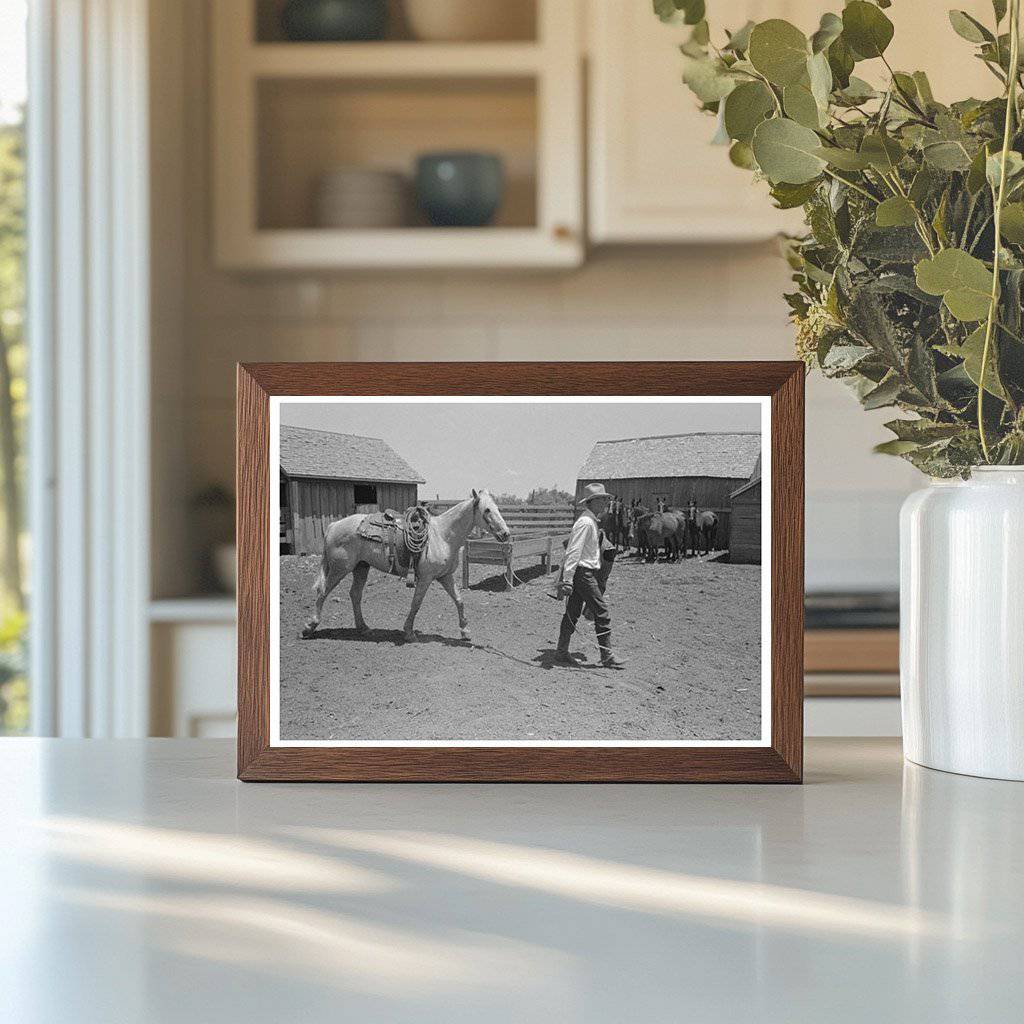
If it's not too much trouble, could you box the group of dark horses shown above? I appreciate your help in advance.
[599,499,719,563]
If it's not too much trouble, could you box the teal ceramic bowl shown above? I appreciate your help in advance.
[415,152,505,228]
[281,0,388,42]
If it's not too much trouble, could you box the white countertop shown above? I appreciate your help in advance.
[1,738,1021,1023]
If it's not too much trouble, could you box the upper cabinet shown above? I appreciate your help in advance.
[586,0,1001,245]
[587,1,814,243]
[211,0,584,269]
[210,0,1007,265]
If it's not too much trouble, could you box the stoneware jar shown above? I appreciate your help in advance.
[280,0,388,42]
[415,152,504,227]
[404,0,534,42]
[900,467,1024,781]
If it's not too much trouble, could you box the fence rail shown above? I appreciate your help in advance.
[430,502,575,588]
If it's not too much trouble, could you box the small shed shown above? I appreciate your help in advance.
[575,432,762,541]
[280,425,425,555]
[728,475,761,564]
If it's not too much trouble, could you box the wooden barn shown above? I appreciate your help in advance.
[280,425,425,555]
[575,432,762,543]
[728,474,762,564]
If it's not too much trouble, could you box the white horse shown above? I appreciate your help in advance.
[301,489,511,643]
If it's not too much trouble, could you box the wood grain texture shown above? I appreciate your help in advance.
[236,361,805,783]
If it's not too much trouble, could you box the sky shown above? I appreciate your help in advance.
[280,399,762,499]
[0,1,26,124]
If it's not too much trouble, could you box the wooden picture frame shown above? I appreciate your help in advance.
[237,362,804,782]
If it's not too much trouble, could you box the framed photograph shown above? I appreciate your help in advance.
[237,362,804,782]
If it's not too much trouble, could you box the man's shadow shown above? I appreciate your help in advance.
[533,646,597,671]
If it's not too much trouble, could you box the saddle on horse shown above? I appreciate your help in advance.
[356,505,430,579]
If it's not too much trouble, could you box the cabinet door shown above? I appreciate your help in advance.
[588,1,815,243]
[588,0,999,244]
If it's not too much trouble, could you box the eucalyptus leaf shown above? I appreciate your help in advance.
[874,439,921,455]
[999,202,1024,242]
[836,76,878,105]
[807,51,833,111]
[884,419,963,443]
[748,19,810,87]
[909,165,937,205]
[729,140,758,170]
[967,143,993,193]
[770,179,821,209]
[912,71,935,105]
[915,249,994,321]
[842,1,894,60]
[815,146,872,171]
[724,20,755,53]
[986,150,1024,190]
[827,35,855,89]
[860,133,905,172]
[923,141,973,171]
[653,0,705,25]
[948,10,993,44]
[892,72,920,101]
[783,83,823,129]
[862,375,903,410]
[875,196,918,228]
[752,117,827,184]
[723,81,775,143]
[958,324,1007,398]
[682,55,737,103]
[810,12,843,54]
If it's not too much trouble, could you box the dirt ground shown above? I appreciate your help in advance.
[277,549,762,743]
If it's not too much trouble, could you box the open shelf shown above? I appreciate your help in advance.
[213,0,582,268]
[249,42,544,77]
[257,76,537,232]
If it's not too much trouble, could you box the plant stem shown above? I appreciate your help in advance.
[979,0,1021,463]
[821,167,879,203]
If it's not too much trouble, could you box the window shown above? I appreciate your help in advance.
[353,484,378,506]
[0,1,27,734]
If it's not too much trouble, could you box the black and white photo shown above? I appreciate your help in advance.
[270,396,770,747]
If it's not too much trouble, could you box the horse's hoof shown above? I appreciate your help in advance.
[301,624,317,639]
[403,631,418,643]
[460,629,472,642]
[356,624,369,636]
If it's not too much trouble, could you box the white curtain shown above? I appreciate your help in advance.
[28,0,150,736]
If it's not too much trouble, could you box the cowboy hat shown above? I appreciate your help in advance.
[577,482,611,506]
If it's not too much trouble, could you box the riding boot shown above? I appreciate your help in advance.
[598,632,626,669]
[555,614,583,665]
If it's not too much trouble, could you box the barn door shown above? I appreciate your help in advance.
[354,483,378,515]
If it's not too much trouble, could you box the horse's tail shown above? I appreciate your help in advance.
[311,545,330,602]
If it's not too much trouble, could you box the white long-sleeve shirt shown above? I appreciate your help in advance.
[562,508,602,582]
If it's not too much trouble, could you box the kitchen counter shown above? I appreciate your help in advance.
[2,738,1021,1023]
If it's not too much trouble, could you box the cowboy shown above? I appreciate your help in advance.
[555,483,626,670]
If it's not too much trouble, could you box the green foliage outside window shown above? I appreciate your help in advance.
[0,111,27,733]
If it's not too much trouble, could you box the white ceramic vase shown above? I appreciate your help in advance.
[900,467,1024,780]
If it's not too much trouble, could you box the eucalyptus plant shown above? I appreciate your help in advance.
[659,0,1024,475]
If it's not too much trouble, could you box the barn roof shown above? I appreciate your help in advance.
[577,432,761,482]
[280,425,425,484]
[730,476,761,500]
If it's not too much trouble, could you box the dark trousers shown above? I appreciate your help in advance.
[558,567,612,655]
